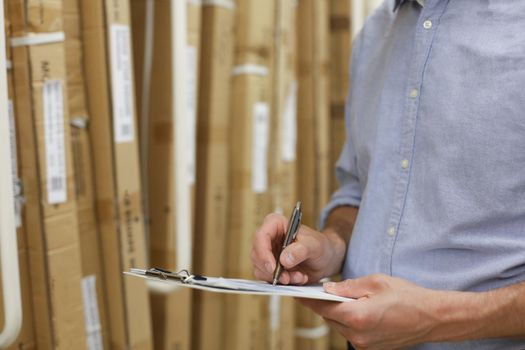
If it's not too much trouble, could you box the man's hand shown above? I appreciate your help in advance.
[299,274,452,350]
[250,213,347,285]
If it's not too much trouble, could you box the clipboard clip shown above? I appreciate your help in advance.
[131,267,207,283]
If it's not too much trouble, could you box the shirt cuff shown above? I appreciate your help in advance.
[318,196,361,230]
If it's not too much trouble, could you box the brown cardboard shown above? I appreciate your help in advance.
[0,16,36,347]
[296,0,331,348]
[328,3,352,348]
[269,0,298,348]
[63,0,111,347]
[80,0,153,348]
[329,0,351,195]
[226,1,275,349]
[129,0,201,348]
[8,0,88,348]
[192,3,235,350]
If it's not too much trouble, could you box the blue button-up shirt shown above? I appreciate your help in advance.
[320,1,525,349]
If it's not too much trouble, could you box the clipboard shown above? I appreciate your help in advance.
[125,268,353,302]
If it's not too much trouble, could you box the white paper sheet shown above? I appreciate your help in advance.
[126,269,353,302]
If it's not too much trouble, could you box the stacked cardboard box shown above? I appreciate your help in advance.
[0,7,36,348]
[269,0,298,349]
[295,0,331,348]
[129,0,202,348]
[80,0,153,348]
[329,0,351,195]
[192,1,235,350]
[63,0,111,348]
[8,0,87,348]
[328,2,352,349]
[226,0,275,349]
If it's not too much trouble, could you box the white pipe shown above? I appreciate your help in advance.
[0,0,23,347]
[148,0,192,294]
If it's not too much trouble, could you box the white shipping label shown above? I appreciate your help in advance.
[8,100,22,228]
[281,81,297,162]
[252,102,270,193]
[43,80,67,204]
[186,45,198,185]
[81,275,104,350]
[110,24,135,143]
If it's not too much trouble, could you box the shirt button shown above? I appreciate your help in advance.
[387,226,396,236]
[401,159,409,169]
[423,20,432,29]
[409,89,419,98]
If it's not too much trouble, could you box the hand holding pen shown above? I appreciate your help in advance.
[251,201,347,285]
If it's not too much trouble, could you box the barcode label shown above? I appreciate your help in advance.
[110,24,135,143]
[8,100,22,228]
[281,81,297,162]
[43,80,67,204]
[186,45,198,185]
[81,275,104,350]
[252,102,270,193]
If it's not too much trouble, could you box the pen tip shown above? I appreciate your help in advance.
[272,279,277,286]
[296,201,302,209]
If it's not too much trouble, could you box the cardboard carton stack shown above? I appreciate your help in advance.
[192,1,235,350]
[329,0,351,195]
[0,6,36,348]
[129,0,202,348]
[8,0,87,348]
[295,0,331,348]
[225,0,275,349]
[269,0,299,349]
[80,0,153,348]
[328,2,352,349]
[63,0,111,348]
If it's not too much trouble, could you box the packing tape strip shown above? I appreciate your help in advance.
[231,64,269,77]
[10,31,65,47]
[294,324,330,339]
[6,60,12,70]
[187,0,202,5]
[202,0,235,10]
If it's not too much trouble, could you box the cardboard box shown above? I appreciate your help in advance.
[269,0,299,348]
[296,0,331,348]
[8,0,88,348]
[328,2,352,347]
[80,0,153,348]
[192,2,235,350]
[0,15,37,347]
[129,0,202,348]
[63,0,111,348]
[226,1,275,349]
[329,0,351,195]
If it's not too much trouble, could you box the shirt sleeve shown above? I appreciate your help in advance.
[319,37,363,229]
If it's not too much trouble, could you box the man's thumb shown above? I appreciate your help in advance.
[323,278,374,299]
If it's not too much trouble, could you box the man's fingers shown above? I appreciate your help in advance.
[251,213,288,268]
[280,233,320,269]
[324,274,388,299]
[289,270,308,285]
[253,266,272,281]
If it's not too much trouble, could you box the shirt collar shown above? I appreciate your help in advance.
[394,0,425,11]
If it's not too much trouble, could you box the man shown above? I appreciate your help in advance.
[251,0,525,349]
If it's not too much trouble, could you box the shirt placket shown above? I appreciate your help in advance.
[381,0,450,275]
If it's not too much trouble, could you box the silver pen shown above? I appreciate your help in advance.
[272,201,303,286]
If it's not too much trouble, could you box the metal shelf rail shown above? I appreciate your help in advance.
[0,0,23,348]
